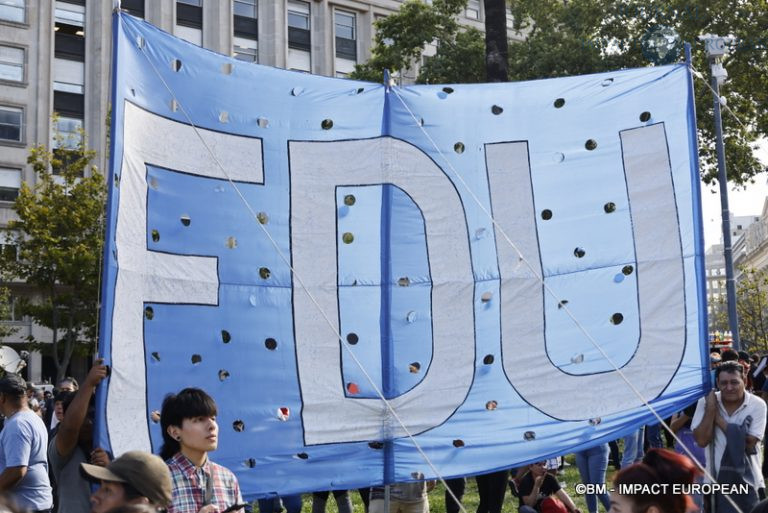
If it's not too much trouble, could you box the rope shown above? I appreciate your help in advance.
[389,85,746,512]
[691,67,752,133]
[131,26,471,513]
[126,18,745,510]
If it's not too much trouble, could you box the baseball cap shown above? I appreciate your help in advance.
[81,451,172,506]
[0,373,26,397]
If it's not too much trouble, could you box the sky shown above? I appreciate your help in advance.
[701,141,768,247]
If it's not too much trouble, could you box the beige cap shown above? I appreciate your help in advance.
[81,451,172,506]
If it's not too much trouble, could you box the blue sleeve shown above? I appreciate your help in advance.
[2,420,32,468]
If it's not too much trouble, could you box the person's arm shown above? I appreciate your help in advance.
[745,395,766,453]
[669,412,689,433]
[555,488,581,513]
[55,360,108,458]
[0,466,27,491]
[693,392,717,447]
[522,475,544,507]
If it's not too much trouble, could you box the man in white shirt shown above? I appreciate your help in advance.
[692,361,766,493]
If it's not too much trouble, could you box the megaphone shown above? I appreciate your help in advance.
[0,345,27,374]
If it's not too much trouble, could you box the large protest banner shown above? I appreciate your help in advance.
[96,12,708,498]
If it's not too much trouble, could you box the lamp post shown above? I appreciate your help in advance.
[700,34,741,351]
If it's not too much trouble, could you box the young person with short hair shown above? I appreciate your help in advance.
[0,373,53,513]
[160,388,243,513]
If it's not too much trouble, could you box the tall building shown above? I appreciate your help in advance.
[0,0,520,381]
[705,213,760,336]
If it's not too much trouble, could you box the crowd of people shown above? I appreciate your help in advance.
[0,347,767,513]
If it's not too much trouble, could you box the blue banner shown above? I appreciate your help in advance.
[96,12,708,499]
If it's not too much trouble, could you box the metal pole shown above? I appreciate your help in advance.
[710,62,741,352]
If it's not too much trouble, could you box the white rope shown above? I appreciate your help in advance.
[129,20,746,509]
[389,85,746,512]
[691,67,752,133]
[131,28,470,512]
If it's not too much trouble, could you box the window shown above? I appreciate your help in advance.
[177,0,202,44]
[466,0,480,20]
[234,0,256,18]
[335,11,356,61]
[0,231,18,264]
[0,0,24,23]
[54,58,84,93]
[335,10,354,40]
[0,45,23,82]
[0,167,20,201]
[53,116,83,150]
[233,36,258,63]
[288,2,309,31]
[233,0,257,40]
[177,0,202,27]
[121,0,145,18]
[0,295,18,322]
[288,0,310,69]
[55,1,84,29]
[0,106,22,142]
[55,2,85,62]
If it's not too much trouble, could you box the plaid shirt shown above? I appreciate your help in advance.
[166,452,243,513]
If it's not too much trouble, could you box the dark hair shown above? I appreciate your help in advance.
[0,373,27,400]
[720,349,739,362]
[738,351,750,361]
[58,391,77,414]
[716,361,745,382]
[614,449,699,513]
[159,388,217,461]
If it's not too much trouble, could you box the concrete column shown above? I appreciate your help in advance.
[85,0,113,178]
[145,0,175,33]
[311,0,332,76]
[204,1,232,54]
[32,0,54,187]
[261,1,285,68]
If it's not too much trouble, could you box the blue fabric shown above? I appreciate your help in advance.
[620,429,644,469]
[575,444,610,513]
[0,410,53,511]
[95,12,710,499]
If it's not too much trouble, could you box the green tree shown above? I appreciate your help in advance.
[0,119,106,382]
[731,268,768,353]
[350,0,471,83]
[354,0,767,184]
[506,0,768,184]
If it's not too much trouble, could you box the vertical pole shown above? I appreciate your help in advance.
[711,63,741,351]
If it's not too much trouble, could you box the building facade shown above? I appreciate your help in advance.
[0,0,518,381]
[706,213,760,336]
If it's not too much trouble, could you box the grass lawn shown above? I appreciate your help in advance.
[287,454,620,513]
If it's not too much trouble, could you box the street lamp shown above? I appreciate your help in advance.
[699,34,741,351]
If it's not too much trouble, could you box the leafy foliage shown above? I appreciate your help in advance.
[507,0,768,184]
[350,0,468,83]
[0,286,18,339]
[731,268,768,353]
[354,0,768,183]
[0,118,106,381]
